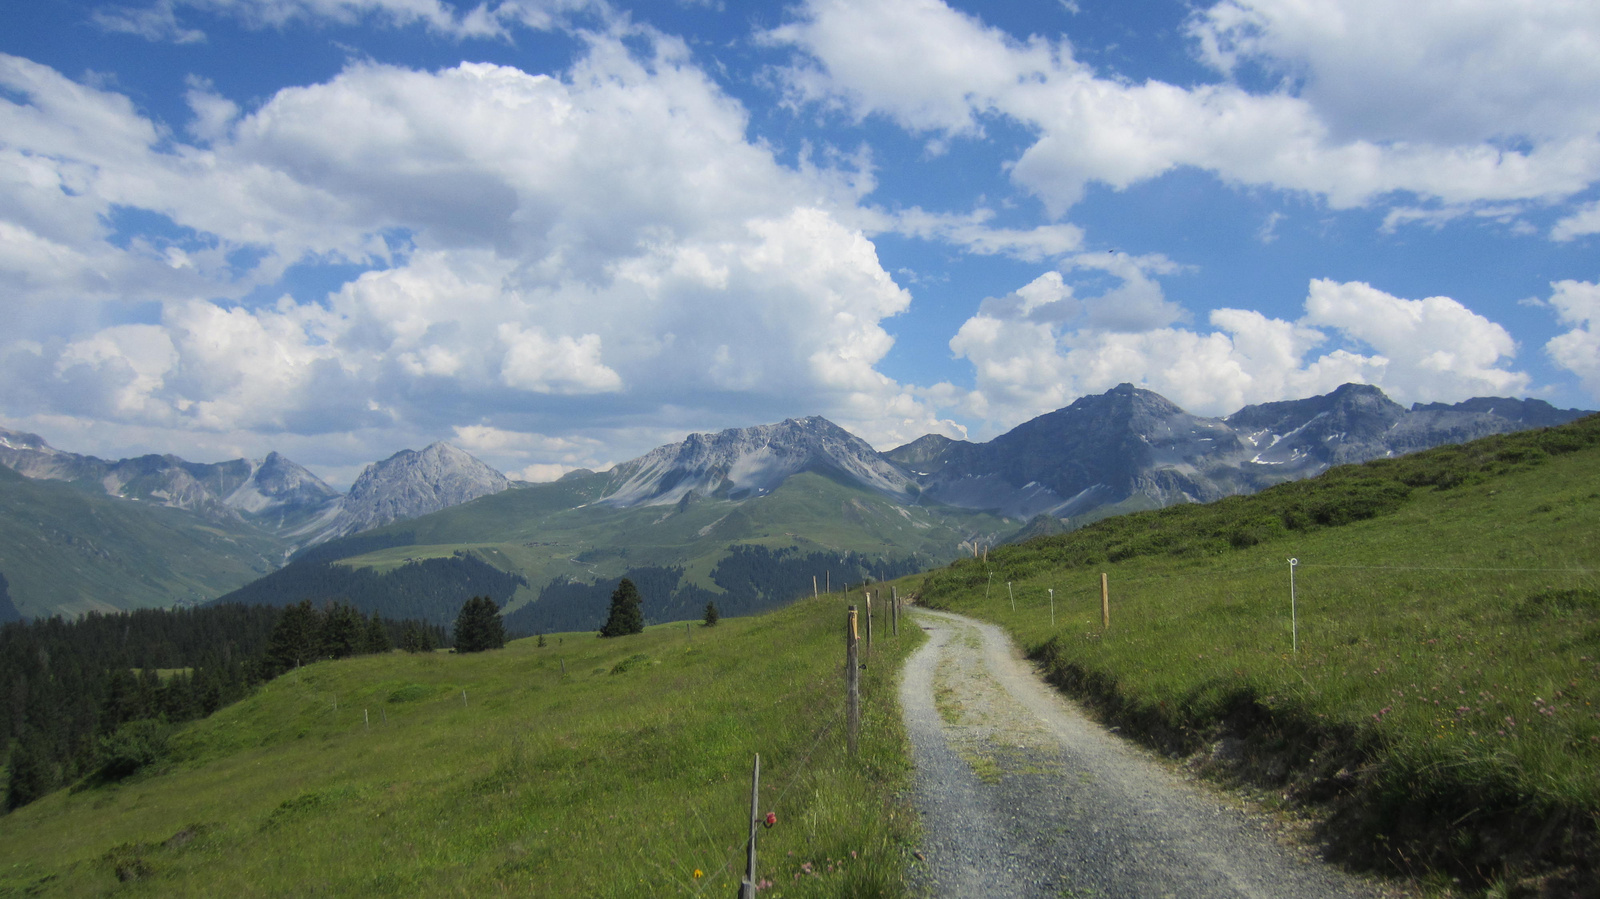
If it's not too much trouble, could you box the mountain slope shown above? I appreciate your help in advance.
[0,428,341,534]
[0,466,285,618]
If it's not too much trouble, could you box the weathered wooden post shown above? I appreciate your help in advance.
[891,585,899,637]
[738,753,761,899]
[865,591,873,653]
[1007,581,1015,612]
[1100,569,1113,627]
[846,606,860,757]
[813,575,818,598]
[1049,588,1055,628]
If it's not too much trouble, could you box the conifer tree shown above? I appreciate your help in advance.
[363,613,392,654]
[264,600,323,675]
[321,602,364,659]
[5,726,57,810]
[399,621,436,653]
[453,596,506,653]
[599,578,644,637]
[703,601,719,627]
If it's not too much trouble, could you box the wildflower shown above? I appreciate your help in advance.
[693,869,703,880]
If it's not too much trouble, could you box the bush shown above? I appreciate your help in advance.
[97,720,170,781]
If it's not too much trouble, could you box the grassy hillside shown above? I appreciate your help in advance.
[274,470,1009,625]
[0,591,922,897]
[0,467,287,618]
[918,415,1600,893]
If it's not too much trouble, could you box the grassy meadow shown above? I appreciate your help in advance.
[0,594,922,897]
[918,417,1600,892]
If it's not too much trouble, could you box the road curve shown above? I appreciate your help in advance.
[900,608,1391,899]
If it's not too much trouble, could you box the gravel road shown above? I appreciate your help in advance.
[901,608,1393,899]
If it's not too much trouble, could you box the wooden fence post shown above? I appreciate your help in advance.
[738,753,761,899]
[865,591,873,654]
[1100,572,1110,628]
[891,585,899,637]
[846,606,860,757]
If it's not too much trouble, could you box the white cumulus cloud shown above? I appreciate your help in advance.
[945,272,1529,431]
[1544,279,1600,401]
[770,0,1600,217]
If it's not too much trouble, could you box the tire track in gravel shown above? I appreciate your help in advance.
[901,608,1394,899]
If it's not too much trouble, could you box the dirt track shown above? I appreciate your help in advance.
[900,608,1395,899]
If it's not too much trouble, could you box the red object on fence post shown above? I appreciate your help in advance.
[739,753,760,899]
[846,606,860,757]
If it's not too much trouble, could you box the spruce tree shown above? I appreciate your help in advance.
[453,596,506,653]
[399,621,436,654]
[321,602,364,660]
[362,613,392,654]
[599,578,644,637]
[5,726,57,810]
[703,601,719,627]
[264,600,323,675]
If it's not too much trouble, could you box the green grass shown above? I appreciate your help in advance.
[0,597,924,897]
[328,470,1013,614]
[917,417,1600,889]
[0,466,286,617]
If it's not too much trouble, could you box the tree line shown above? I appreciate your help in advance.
[0,595,504,812]
[506,545,923,635]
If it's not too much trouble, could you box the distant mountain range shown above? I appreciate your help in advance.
[217,383,1593,633]
[0,384,1591,621]
[0,432,512,618]
[890,383,1590,523]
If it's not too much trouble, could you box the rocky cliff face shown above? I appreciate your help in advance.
[600,416,915,507]
[311,442,511,540]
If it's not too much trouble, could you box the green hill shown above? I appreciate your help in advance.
[0,593,921,897]
[0,466,288,619]
[230,469,1009,630]
[918,414,1600,894]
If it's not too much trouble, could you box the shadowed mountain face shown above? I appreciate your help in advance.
[894,383,1593,521]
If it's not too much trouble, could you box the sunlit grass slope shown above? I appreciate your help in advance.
[918,416,1600,889]
[0,596,922,897]
[333,470,1010,615]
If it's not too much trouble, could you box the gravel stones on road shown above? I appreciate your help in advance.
[901,609,1391,899]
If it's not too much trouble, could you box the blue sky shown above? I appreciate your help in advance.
[2,0,1598,487]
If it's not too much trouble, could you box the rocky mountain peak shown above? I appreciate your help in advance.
[601,415,914,507]
[313,442,511,540]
